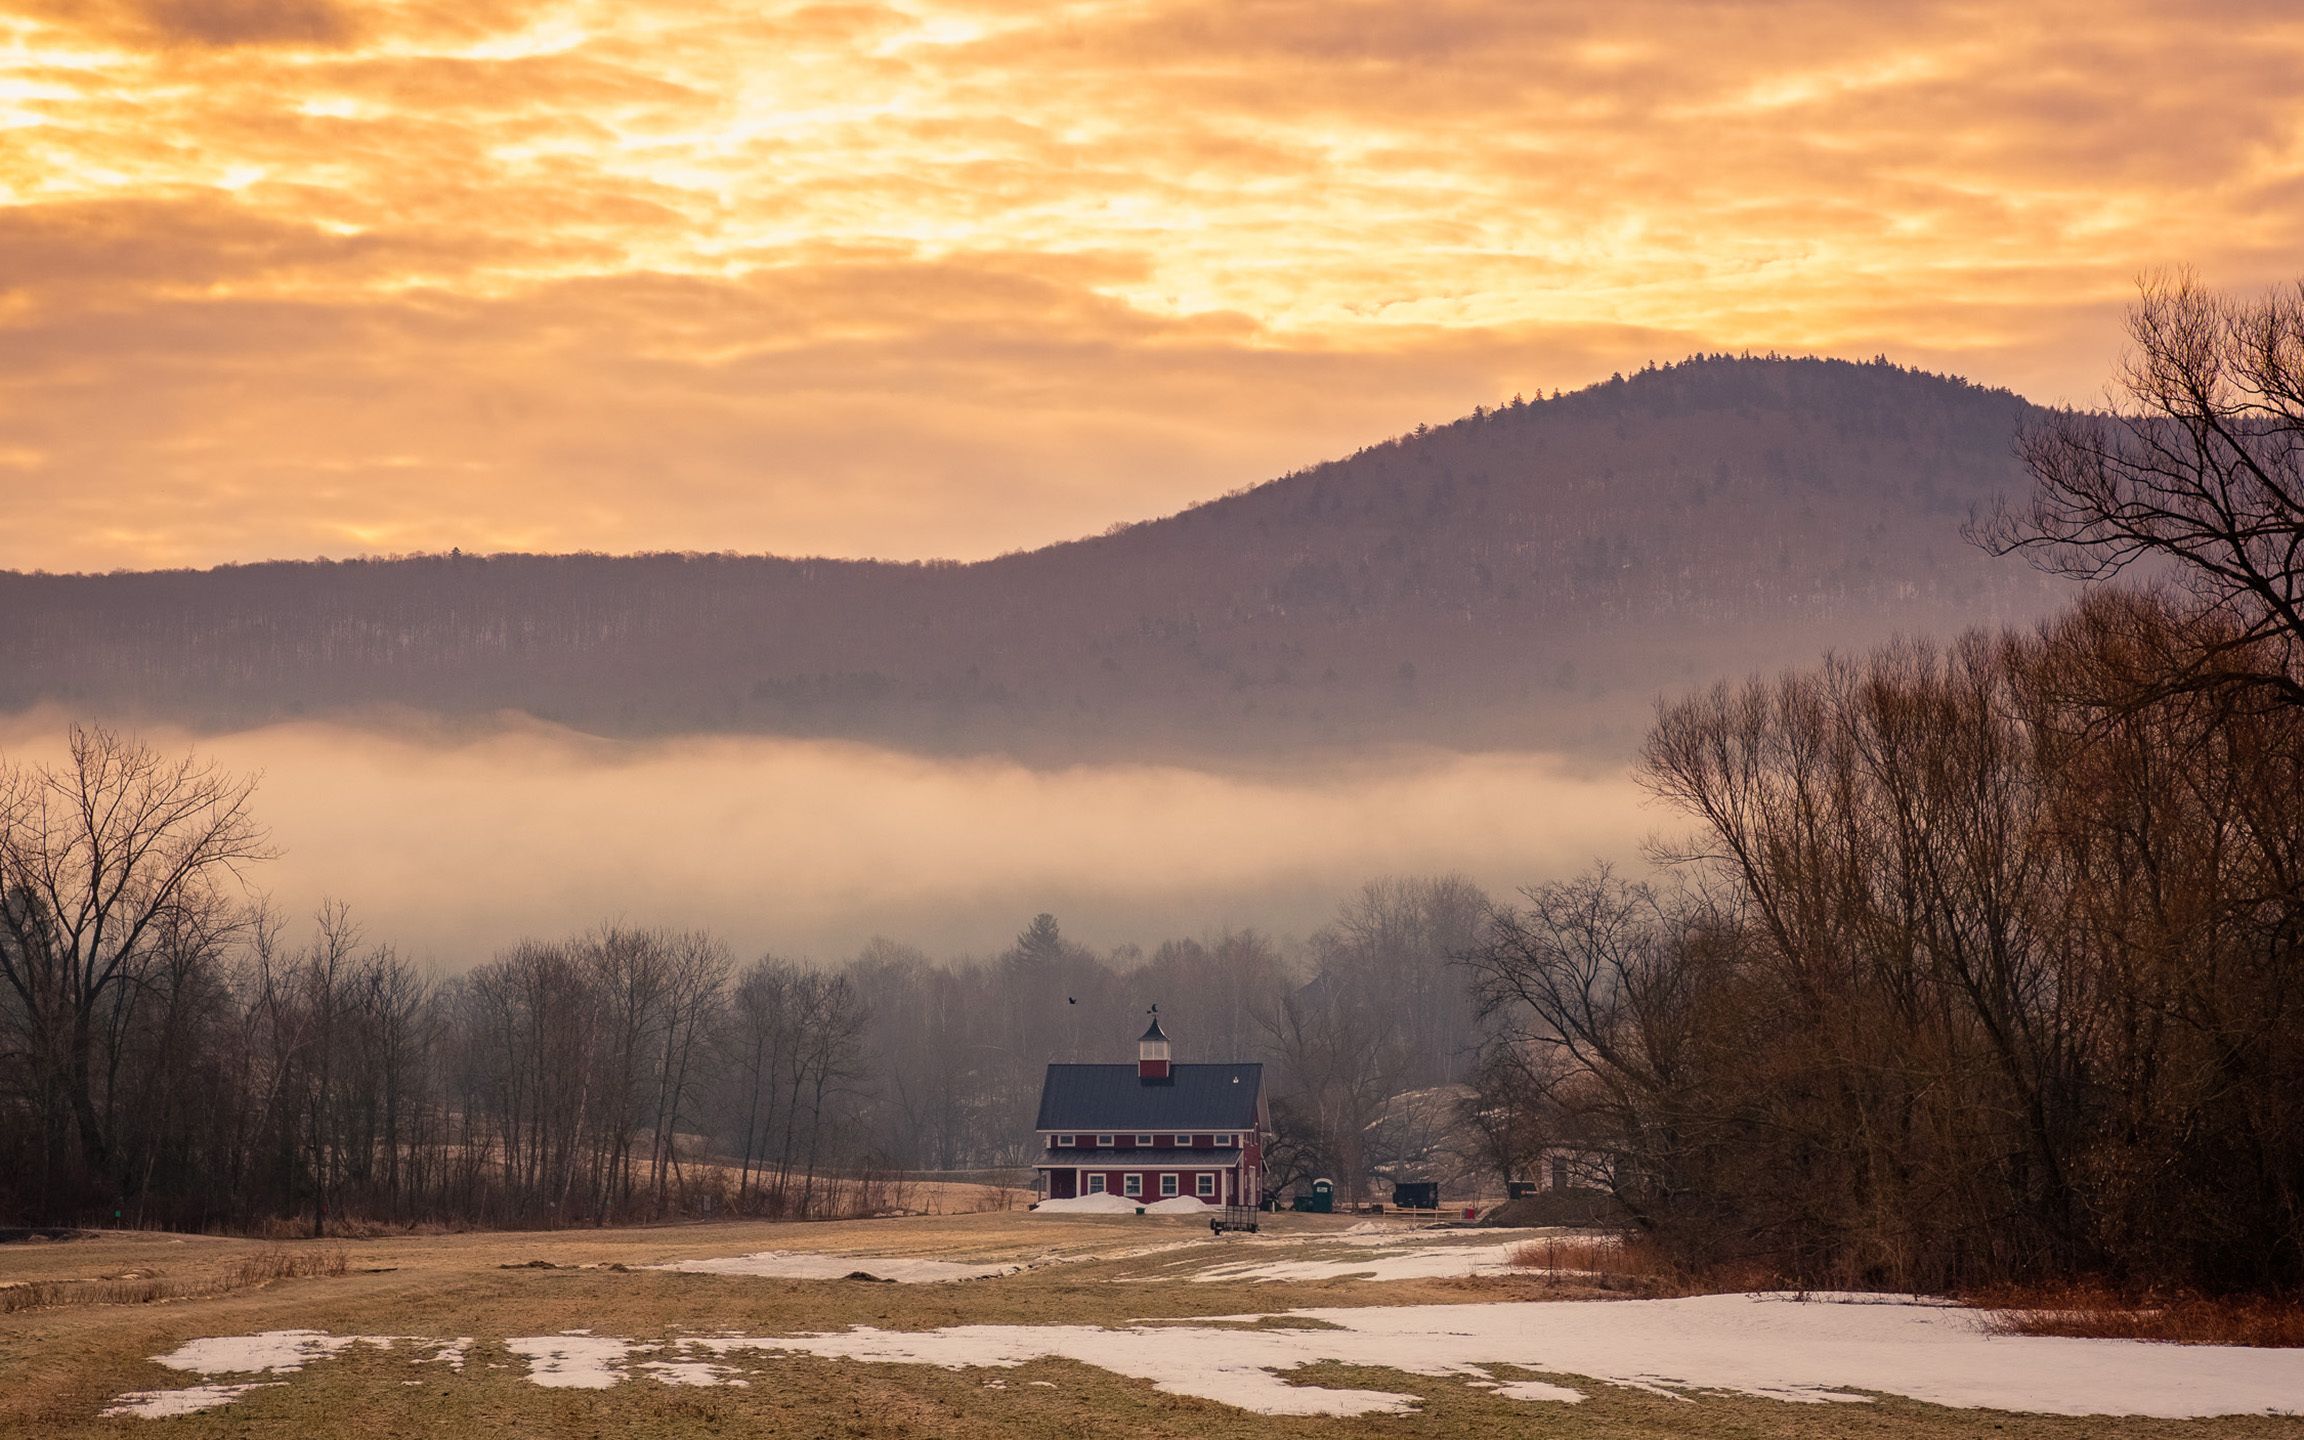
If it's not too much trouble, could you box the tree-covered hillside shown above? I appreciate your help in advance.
[0,357,2075,758]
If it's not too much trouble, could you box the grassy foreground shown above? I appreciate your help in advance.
[4,1214,2301,1439]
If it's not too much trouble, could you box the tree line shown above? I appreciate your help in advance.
[1467,274,2304,1295]
[0,735,1491,1230]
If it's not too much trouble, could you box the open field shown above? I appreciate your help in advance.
[5,1213,2303,1438]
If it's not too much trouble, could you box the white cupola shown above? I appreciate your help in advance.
[1137,1009,1172,1082]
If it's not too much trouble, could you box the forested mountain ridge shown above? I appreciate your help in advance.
[0,356,2077,759]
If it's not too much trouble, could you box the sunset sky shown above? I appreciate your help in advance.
[6,0,2303,574]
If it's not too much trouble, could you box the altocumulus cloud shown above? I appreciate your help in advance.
[2,0,2302,571]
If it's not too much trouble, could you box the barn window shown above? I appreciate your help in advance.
[1160,1174,1180,1197]
[1055,1135,1075,1147]
[1096,1134,1114,1147]
[1086,1174,1107,1193]
[1123,1174,1143,1197]
[1214,1133,1234,1147]
[1134,1133,1153,1146]
[1196,1173,1216,1197]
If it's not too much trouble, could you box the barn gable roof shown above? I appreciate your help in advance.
[1034,1062,1262,1131]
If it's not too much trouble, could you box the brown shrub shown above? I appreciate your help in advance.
[1971,1284,2304,1347]
[226,1246,350,1287]
[0,1246,350,1314]
[1504,1232,1785,1295]
[1509,1233,1677,1282]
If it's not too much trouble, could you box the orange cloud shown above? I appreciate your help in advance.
[3,0,2301,571]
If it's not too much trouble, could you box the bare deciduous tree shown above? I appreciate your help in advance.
[0,727,269,1204]
[1985,271,2304,706]
[1472,598,2304,1294]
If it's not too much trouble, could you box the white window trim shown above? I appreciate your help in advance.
[1054,1134,1075,1147]
[1195,1173,1216,1197]
[1096,1133,1114,1147]
[1160,1174,1180,1197]
[1214,1133,1234,1147]
[1086,1173,1107,1193]
[1122,1174,1143,1197]
[1134,1133,1153,1146]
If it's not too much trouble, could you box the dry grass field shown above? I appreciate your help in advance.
[5,1213,2303,1439]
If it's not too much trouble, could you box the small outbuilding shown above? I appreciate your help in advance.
[1391,1180,1439,1211]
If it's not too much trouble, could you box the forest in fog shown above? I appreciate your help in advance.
[0,729,1494,1232]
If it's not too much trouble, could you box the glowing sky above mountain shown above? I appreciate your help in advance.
[5,0,2302,572]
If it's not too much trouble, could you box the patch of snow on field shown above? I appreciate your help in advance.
[103,1383,282,1417]
[642,1359,746,1387]
[154,1329,381,1374]
[693,1324,1420,1415]
[103,1295,2304,1421]
[506,1333,637,1388]
[1192,1237,1530,1283]
[690,1293,2304,1418]
[422,1338,473,1370]
[104,1330,398,1418]
[653,1250,1019,1283]
[1480,1378,1590,1403]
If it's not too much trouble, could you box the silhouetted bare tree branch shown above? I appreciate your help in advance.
[1982,270,2304,707]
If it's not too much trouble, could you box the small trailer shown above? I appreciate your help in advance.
[1209,1204,1260,1235]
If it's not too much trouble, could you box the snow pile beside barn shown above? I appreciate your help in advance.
[1036,1188,1216,1216]
[1033,1193,1216,1216]
[1030,1193,1146,1214]
[1144,1196,1213,1214]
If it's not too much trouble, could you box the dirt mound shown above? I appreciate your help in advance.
[1478,1192,1622,1228]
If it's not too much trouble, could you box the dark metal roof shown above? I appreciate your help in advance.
[1034,1148,1238,1167]
[1140,1014,1169,1043]
[1034,1062,1262,1131]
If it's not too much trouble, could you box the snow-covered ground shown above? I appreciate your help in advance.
[104,1295,2304,1420]
[100,1330,447,1418]
[649,1251,1023,1283]
[1188,1228,1537,1283]
[161,1332,356,1372]
[103,1383,283,1419]
[650,1232,1211,1283]
[644,1217,1544,1288]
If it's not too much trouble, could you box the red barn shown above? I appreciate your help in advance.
[1033,1014,1267,1206]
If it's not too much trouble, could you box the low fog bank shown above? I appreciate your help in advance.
[0,711,1658,964]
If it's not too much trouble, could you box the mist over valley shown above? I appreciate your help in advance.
[0,356,2082,962]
